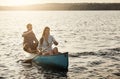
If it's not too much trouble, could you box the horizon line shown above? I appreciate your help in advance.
[0,2,120,6]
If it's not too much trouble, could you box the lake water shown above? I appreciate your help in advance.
[0,11,120,79]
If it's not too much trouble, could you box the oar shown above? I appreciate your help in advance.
[31,47,48,59]
[18,43,53,63]
[16,49,42,63]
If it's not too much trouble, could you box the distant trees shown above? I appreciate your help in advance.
[0,3,120,10]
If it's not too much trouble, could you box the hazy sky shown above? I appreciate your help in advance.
[0,0,120,6]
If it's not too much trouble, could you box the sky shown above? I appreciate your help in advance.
[0,0,120,6]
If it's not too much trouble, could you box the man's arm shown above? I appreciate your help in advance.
[32,33,38,44]
[22,30,32,37]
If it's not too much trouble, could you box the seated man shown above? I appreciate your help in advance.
[22,23,39,63]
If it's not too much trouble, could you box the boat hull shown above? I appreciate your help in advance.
[32,52,69,70]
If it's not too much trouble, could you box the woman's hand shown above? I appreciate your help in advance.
[54,41,58,45]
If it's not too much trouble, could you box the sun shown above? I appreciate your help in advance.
[10,0,26,6]
[4,0,45,6]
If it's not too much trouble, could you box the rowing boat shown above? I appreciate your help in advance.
[32,52,68,70]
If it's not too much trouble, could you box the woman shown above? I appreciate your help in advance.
[38,26,59,55]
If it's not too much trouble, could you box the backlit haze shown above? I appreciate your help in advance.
[0,0,120,6]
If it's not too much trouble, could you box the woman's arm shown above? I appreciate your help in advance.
[52,35,58,45]
[37,42,42,51]
[54,41,58,45]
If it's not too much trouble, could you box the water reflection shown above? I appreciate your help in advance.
[36,63,68,79]
[19,63,68,79]
[40,67,68,79]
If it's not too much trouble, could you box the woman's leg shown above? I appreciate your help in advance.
[42,50,53,55]
[53,47,58,54]
[42,47,58,55]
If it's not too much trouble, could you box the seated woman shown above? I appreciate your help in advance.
[38,26,59,55]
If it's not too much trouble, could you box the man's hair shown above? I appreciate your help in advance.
[27,23,32,29]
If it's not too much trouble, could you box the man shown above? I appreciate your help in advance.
[22,23,39,63]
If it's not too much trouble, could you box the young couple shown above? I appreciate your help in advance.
[22,23,59,57]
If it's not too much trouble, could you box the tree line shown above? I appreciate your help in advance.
[0,3,120,10]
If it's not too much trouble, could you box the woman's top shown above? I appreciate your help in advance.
[38,35,56,52]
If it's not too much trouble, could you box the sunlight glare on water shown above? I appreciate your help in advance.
[0,11,120,79]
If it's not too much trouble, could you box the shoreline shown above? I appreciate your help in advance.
[0,3,120,10]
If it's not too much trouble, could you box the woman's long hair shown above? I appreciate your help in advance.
[40,27,50,46]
